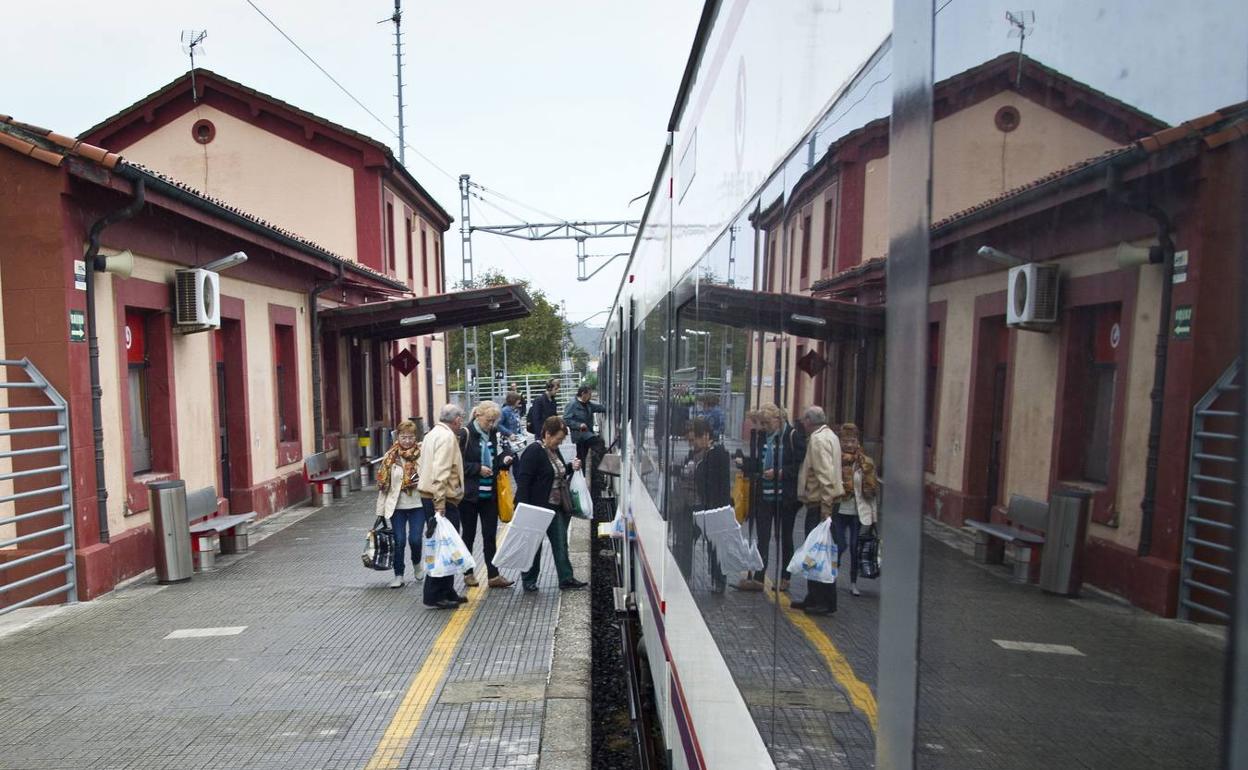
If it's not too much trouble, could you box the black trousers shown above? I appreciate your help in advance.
[805,580,838,611]
[421,500,462,606]
[751,498,802,582]
[459,496,500,578]
[575,436,607,495]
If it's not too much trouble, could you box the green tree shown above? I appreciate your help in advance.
[445,270,568,390]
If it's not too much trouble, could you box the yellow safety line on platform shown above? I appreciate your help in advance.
[363,520,509,770]
[767,586,879,733]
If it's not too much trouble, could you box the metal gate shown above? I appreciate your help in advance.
[0,358,76,615]
[1179,357,1240,622]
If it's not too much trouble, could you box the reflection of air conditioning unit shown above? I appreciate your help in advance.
[1006,263,1060,330]
[174,268,221,332]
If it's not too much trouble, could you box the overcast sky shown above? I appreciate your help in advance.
[1,1,703,323]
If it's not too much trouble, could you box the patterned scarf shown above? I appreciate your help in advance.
[378,442,420,494]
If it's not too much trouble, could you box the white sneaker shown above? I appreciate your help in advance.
[413,566,425,581]
[389,576,404,588]
[851,583,861,597]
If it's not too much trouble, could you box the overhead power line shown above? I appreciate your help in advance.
[243,0,456,182]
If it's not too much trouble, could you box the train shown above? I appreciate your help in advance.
[595,1,1246,769]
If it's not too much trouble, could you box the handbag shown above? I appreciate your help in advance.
[362,516,395,571]
[787,518,838,584]
[496,469,516,523]
[423,514,478,578]
[569,470,593,520]
[731,473,751,523]
[858,524,881,580]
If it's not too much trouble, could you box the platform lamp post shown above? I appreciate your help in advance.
[502,333,520,386]
[489,328,510,401]
[687,329,710,389]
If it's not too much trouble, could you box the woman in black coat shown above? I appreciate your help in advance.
[516,415,586,592]
[675,417,731,592]
[458,401,515,588]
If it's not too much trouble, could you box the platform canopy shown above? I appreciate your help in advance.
[319,284,534,340]
[686,284,883,341]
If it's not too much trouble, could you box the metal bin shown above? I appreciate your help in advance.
[149,480,193,584]
[1040,487,1091,596]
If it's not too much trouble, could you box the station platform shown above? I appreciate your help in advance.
[685,515,1226,769]
[0,485,590,770]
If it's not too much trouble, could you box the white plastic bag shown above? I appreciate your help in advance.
[787,518,838,584]
[569,470,593,520]
[693,506,764,573]
[423,514,477,578]
[493,503,556,571]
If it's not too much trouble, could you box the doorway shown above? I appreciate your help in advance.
[965,316,1010,519]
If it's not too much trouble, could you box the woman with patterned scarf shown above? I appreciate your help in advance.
[375,420,424,588]
[833,423,879,597]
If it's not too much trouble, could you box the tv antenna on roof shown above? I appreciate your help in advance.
[181,30,208,102]
[1006,11,1034,88]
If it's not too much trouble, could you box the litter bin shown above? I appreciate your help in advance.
[1040,487,1091,596]
[149,480,193,584]
[338,436,362,492]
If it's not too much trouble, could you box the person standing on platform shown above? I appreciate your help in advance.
[500,392,523,445]
[526,378,560,436]
[375,420,424,588]
[832,423,878,598]
[791,406,844,614]
[458,401,515,589]
[679,417,731,593]
[516,416,587,592]
[736,403,806,592]
[564,386,607,488]
[417,404,468,609]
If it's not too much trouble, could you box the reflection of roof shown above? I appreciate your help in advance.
[787,53,1168,217]
[79,68,451,226]
[320,284,535,340]
[686,283,882,341]
[0,114,408,293]
[810,101,1247,295]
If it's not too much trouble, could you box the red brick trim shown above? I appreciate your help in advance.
[113,276,180,513]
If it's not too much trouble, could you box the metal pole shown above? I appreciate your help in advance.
[391,0,405,165]
[503,335,509,384]
[876,0,934,767]
[459,175,476,401]
[490,333,496,402]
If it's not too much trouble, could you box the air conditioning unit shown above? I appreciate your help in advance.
[174,268,221,332]
[1006,262,1060,330]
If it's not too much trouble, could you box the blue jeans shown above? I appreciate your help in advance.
[391,507,425,577]
[832,512,861,584]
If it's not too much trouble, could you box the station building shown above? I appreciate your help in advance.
[0,72,531,605]
[752,53,1246,617]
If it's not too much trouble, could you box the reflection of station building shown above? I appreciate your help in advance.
[754,53,1246,617]
[0,70,531,604]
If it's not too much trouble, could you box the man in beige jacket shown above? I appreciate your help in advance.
[418,404,467,609]
[791,406,842,615]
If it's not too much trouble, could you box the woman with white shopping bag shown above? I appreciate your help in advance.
[515,416,586,592]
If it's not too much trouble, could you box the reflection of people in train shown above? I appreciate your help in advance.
[791,406,843,613]
[695,394,725,440]
[833,422,878,597]
[674,418,730,593]
[735,403,806,592]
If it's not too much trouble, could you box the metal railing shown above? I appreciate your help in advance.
[0,358,76,615]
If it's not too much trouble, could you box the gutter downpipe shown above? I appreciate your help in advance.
[1110,166,1176,558]
[84,177,146,544]
[309,262,345,452]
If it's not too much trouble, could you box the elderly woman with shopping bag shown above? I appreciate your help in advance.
[374,420,424,588]
[515,416,587,592]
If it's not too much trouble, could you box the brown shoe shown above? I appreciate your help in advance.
[464,573,479,587]
[488,575,515,588]
[734,578,765,592]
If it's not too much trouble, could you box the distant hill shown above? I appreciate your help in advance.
[569,323,604,359]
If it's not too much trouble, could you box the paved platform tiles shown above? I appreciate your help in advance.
[0,487,589,770]
[682,514,1225,769]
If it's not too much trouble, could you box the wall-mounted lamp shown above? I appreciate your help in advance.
[976,245,1024,267]
[400,313,437,325]
[201,251,248,272]
[789,313,828,327]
